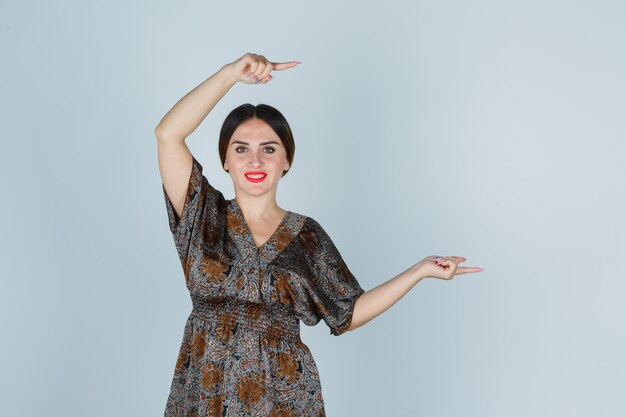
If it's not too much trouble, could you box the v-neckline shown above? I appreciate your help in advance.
[229,199,291,251]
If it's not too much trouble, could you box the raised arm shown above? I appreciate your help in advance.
[155,66,237,142]
[154,52,301,218]
[155,64,237,218]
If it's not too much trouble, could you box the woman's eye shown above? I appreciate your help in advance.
[234,146,275,153]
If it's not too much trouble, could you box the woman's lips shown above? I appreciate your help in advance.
[244,172,267,183]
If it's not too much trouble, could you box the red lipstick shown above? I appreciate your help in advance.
[244,171,267,183]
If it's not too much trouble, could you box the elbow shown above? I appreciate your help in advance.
[154,125,185,143]
[154,124,167,140]
[154,121,165,135]
[154,124,171,141]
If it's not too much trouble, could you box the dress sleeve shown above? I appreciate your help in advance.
[162,156,225,274]
[299,218,366,336]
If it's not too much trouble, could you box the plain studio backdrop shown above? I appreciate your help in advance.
[1,1,624,416]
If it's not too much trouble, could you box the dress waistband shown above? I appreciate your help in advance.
[189,296,301,341]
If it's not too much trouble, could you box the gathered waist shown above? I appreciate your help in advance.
[189,296,300,341]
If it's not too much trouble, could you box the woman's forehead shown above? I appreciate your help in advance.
[231,122,279,143]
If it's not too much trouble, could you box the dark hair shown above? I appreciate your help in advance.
[219,103,295,177]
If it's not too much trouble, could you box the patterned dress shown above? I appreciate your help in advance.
[161,156,366,417]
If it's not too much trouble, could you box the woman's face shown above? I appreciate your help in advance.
[224,118,290,198]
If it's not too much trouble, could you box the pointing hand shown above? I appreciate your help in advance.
[225,52,301,85]
[416,256,485,281]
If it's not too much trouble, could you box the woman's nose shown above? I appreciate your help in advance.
[249,152,263,166]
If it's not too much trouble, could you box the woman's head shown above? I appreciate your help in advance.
[219,103,295,197]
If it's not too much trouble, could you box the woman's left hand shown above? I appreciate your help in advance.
[414,256,484,281]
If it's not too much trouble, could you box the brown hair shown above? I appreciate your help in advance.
[218,103,295,177]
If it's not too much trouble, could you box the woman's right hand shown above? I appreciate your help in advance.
[224,52,301,85]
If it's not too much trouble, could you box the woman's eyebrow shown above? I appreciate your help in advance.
[231,140,280,146]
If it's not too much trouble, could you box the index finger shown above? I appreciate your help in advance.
[270,61,302,71]
[455,267,485,275]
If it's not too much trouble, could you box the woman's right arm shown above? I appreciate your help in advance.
[154,64,239,219]
[154,53,301,218]
[155,52,299,140]
[154,64,238,142]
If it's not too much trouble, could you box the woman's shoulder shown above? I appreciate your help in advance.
[288,211,322,233]
[288,212,335,249]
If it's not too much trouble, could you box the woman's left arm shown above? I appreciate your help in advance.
[347,256,484,331]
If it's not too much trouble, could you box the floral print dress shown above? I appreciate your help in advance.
[161,156,366,417]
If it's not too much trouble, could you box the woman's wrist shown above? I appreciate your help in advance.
[409,261,427,284]
[219,64,239,87]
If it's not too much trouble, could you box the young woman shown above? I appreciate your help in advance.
[155,52,484,417]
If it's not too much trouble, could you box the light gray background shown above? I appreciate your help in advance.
[2,1,625,416]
